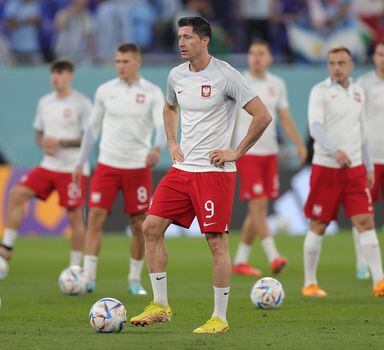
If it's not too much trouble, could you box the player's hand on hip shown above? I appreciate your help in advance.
[366,171,375,190]
[209,148,239,168]
[146,147,161,167]
[168,142,184,163]
[72,165,83,185]
[296,144,308,164]
[42,136,59,155]
[333,150,351,168]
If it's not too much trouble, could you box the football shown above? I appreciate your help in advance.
[58,266,86,295]
[250,277,285,309]
[0,255,9,280]
[89,297,127,333]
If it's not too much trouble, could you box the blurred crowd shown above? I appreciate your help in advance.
[0,0,383,65]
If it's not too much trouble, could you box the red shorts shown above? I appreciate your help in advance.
[237,154,279,200]
[88,163,152,214]
[304,164,373,222]
[149,167,236,233]
[371,164,384,203]
[19,166,88,208]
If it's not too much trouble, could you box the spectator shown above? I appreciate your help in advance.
[53,0,94,64]
[3,0,42,65]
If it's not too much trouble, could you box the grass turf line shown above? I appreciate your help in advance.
[0,232,383,350]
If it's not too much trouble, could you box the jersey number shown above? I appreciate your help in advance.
[137,186,148,203]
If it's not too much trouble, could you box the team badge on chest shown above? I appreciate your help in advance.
[354,92,361,103]
[136,93,146,104]
[63,107,72,119]
[201,85,212,98]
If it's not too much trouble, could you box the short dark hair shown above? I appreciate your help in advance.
[117,42,141,55]
[50,58,74,73]
[327,46,352,57]
[249,39,271,51]
[177,16,211,40]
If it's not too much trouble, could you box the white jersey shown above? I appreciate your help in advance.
[232,72,289,155]
[308,77,366,168]
[33,90,92,174]
[166,56,257,172]
[90,77,165,169]
[356,71,384,164]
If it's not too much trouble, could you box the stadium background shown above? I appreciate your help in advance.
[0,0,383,235]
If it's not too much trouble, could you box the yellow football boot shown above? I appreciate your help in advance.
[302,284,328,297]
[130,301,172,326]
[193,316,229,334]
[373,279,384,297]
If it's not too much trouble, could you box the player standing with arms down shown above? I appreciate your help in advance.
[232,40,307,276]
[0,59,91,278]
[130,17,272,333]
[352,42,384,280]
[73,43,166,295]
[302,47,384,297]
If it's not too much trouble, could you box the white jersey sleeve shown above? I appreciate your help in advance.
[151,86,166,149]
[224,68,256,108]
[308,85,325,126]
[278,79,289,110]
[89,86,105,138]
[33,99,44,131]
[166,73,178,106]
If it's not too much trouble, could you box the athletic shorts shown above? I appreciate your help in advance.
[304,164,373,222]
[371,163,384,203]
[19,166,88,209]
[88,162,152,214]
[237,154,279,200]
[148,167,236,233]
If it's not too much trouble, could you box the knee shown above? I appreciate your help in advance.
[206,235,226,257]
[67,208,84,226]
[88,207,107,227]
[310,220,328,235]
[142,217,161,241]
[355,215,374,232]
[9,186,31,205]
[130,215,145,235]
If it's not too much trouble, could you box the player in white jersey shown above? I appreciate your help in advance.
[0,59,91,278]
[302,47,384,298]
[352,42,384,280]
[73,43,166,295]
[130,17,272,334]
[232,40,307,277]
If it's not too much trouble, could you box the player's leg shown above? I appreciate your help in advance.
[0,185,35,262]
[351,213,384,296]
[66,207,85,267]
[127,213,147,295]
[352,226,369,280]
[83,206,108,290]
[302,219,328,297]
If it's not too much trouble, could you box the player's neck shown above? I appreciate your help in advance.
[55,88,72,99]
[375,68,384,80]
[249,70,267,79]
[189,53,211,72]
[123,74,140,86]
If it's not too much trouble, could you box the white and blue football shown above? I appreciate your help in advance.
[89,297,127,333]
[250,277,285,309]
[58,266,86,295]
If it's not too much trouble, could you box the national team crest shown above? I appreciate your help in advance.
[201,85,211,98]
[354,92,361,103]
[136,93,146,104]
[268,86,275,97]
[63,108,72,118]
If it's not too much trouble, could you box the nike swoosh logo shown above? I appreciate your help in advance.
[203,222,216,227]
[224,292,229,295]
[177,89,185,94]
[156,276,166,281]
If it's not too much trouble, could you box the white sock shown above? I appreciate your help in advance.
[233,242,251,265]
[359,229,384,285]
[2,228,18,247]
[69,250,83,267]
[261,236,280,263]
[149,272,168,307]
[212,286,230,322]
[128,258,144,282]
[83,255,98,282]
[352,227,367,269]
[303,230,324,287]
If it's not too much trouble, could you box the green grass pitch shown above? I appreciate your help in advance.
[0,232,384,350]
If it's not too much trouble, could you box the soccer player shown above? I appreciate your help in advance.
[232,40,307,276]
[73,43,166,295]
[0,59,91,278]
[302,46,384,297]
[353,42,384,280]
[130,17,272,334]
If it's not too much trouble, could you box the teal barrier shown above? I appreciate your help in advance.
[0,65,372,169]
